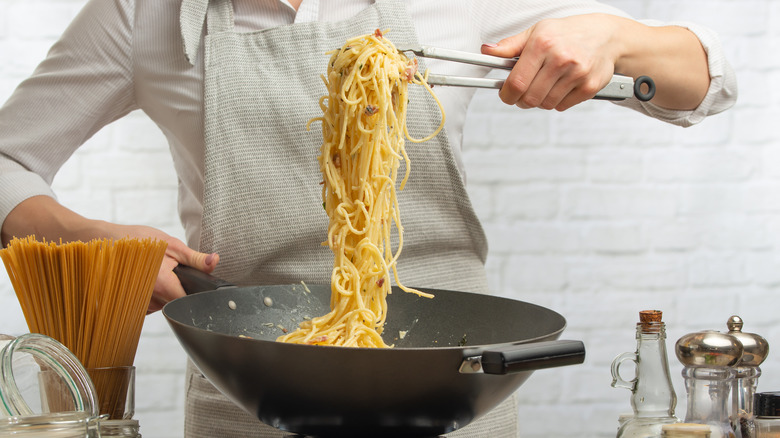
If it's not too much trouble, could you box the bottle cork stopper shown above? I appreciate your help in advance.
[639,310,663,332]
[640,310,662,323]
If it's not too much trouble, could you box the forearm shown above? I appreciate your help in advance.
[1,195,220,313]
[0,195,110,246]
[612,16,710,111]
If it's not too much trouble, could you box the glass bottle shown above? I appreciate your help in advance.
[725,316,769,438]
[612,310,679,437]
[675,330,744,438]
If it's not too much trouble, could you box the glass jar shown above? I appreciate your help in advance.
[87,366,136,420]
[754,392,780,438]
[86,366,141,436]
[0,334,101,437]
[99,419,141,437]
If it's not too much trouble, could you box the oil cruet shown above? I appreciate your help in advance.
[725,316,769,438]
[612,310,679,437]
[675,330,744,438]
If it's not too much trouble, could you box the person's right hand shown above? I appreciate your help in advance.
[482,13,620,111]
[1,195,218,313]
[481,13,711,112]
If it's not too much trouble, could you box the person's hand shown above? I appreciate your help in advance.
[1,195,219,314]
[111,224,219,313]
[482,14,620,111]
[482,14,712,111]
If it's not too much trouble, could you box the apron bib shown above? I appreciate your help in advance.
[198,0,488,292]
[180,1,515,436]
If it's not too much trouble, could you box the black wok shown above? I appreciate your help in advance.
[163,266,585,437]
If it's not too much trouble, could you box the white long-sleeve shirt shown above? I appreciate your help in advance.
[0,0,737,248]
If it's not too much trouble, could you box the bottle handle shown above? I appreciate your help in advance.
[610,351,639,391]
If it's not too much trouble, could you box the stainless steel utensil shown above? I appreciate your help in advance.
[675,330,744,368]
[397,44,655,101]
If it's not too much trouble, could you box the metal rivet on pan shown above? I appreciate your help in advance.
[228,300,237,310]
[263,297,273,307]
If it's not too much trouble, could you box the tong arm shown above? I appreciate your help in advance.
[401,45,655,101]
[401,45,517,70]
[427,73,654,101]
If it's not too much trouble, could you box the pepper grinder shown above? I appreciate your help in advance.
[725,316,769,438]
[676,330,744,438]
[612,310,679,438]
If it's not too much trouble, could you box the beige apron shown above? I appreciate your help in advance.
[180,0,517,436]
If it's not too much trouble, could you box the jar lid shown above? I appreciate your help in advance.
[662,423,711,437]
[755,392,780,417]
[0,334,99,419]
[0,411,92,436]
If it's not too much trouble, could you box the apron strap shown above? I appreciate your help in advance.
[206,0,235,35]
[180,0,207,65]
[180,0,235,65]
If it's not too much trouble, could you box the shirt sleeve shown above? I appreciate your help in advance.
[613,19,738,127]
[0,0,137,229]
[470,0,737,127]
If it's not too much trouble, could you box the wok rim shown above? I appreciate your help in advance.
[162,284,568,351]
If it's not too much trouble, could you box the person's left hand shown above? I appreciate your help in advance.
[105,223,220,314]
[482,13,621,111]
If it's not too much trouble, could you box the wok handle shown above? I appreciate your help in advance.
[173,264,235,295]
[480,340,585,375]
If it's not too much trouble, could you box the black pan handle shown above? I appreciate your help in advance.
[480,340,585,375]
[173,264,235,295]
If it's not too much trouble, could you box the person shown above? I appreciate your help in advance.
[0,0,736,436]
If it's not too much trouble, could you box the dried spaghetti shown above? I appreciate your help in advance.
[0,236,167,418]
[278,30,444,347]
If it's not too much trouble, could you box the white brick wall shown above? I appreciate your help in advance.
[0,1,777,437]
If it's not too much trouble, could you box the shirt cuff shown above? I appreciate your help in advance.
[0,170,56,236]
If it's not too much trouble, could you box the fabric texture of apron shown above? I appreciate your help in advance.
[180,0,517,436]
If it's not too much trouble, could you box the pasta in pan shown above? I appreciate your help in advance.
[279,30,444,348]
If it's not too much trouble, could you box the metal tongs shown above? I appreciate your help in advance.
[397,45,656,102]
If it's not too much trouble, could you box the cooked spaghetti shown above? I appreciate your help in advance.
[0,236,167,418]
[278,30,444,348]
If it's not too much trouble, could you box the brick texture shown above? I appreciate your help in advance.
[0,1,776,437]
